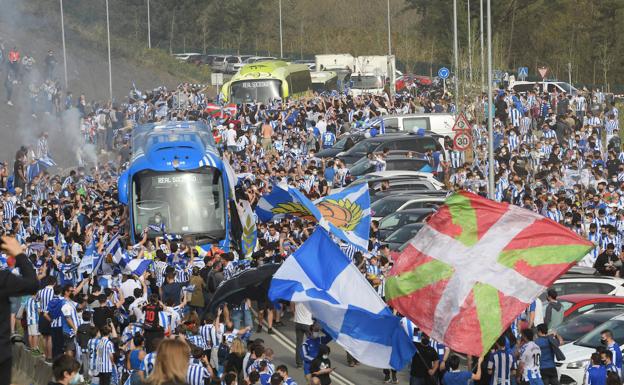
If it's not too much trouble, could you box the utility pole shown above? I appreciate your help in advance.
[106,0,113,101]
[147,0,151,49]
[279,0,283,58]
[467,0,473,84]
[453,0,460,112]
[487,0,494,199]
[387,0,392,55]
[480,0,485,91]
[59,0,68,90]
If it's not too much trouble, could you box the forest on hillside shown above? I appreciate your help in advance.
[22,0,624,89]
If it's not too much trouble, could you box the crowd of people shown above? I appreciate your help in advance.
[2,36,624,385]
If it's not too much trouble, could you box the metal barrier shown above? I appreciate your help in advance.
[12,344,52,385]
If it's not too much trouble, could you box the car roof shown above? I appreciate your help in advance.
[375,194,446,203]
[557,275,624,283]
[366,171,437,179]
[558,294,624,302]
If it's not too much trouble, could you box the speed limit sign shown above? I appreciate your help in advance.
[453,132,472,151]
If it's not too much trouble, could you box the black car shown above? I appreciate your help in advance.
[378,208,435,240]
[385,223,424,251]
[316,133,367,159]
[336,133,438,166]
[347,155,431,183]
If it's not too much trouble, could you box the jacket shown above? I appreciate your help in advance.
[188,275,205,308]
[544,300,565,329]
[0,253,38,362]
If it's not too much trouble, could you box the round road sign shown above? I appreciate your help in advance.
[438,67,450,80]
[453,132,471,151]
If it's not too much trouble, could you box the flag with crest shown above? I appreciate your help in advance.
[386,191,593,356]
[256,184,370,251]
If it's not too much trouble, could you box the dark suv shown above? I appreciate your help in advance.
[336,133,438,166]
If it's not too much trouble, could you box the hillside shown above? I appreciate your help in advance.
[0,1,210,166]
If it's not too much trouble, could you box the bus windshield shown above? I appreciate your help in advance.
[351,75,384,89]
[132,169,225,239]
[230,79,282,104]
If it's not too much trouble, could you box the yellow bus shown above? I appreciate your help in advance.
[221,60,311,104]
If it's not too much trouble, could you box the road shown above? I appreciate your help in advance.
[253,315,411,385]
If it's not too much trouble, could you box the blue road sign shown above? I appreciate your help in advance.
[518,67,528,79]
[438,67,450,79]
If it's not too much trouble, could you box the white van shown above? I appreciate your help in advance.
[371,113,456,137]
[509,81,577,95]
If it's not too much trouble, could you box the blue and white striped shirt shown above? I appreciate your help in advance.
[187,363,210,385]
[88,337,101,373]
[36,286,54,311]
[96,337,115,373]
[488,349,515,385]
[143,352,157,377]
[25,296,39,325]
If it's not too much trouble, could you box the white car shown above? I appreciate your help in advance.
[351,171,445,191]
[557,313,624,385]
[545,276,624,300]
[231,56,277,73]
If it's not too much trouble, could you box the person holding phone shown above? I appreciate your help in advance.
[0,235,39,384]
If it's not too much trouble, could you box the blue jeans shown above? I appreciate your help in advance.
[528,378,545,385]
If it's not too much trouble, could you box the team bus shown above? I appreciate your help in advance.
[310,71,339,92]
[221,60,311,104]
[117,121,237,251]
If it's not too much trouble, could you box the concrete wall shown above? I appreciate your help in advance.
[12,345,52,385]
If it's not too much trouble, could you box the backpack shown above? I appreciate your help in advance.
[47,297,65,320]
[217,342,230,364]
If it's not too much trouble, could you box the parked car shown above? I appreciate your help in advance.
[347,154,431,182]
[541,276,624,301]
[556,294,624,320]
[172,52,202,62]
[378,208,435,240]
[558,313,624,385]
[210,55,231,72]
[350,171,445,190]
[336,133,438,166]
[225,55,253,73]
[231,56,277,73]
[555,308,624,344]
[368,113,456,137]
[316,133,367,159]
[371,194,445,221]
[385,223,424,251]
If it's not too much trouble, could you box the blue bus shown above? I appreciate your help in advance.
[117,121,236,250]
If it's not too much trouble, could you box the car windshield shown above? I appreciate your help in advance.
[350,159,374,177]
[351,75,384,89]
[386,224,423,244]
[333,136,348,150]
[371,197,410,218]
[230,79,282,104]
[575,319,624,348]
[556,312,620,343]
[347,140,382,155]
[132,169,225,238]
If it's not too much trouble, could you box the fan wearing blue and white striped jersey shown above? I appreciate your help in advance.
[584,353,606,385]
[518,329,544,385]
[96,325,116,385]
[600,330,622,377]
[488,337,516,385]
[25,294,40,351]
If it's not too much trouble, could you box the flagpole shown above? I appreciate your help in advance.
[59,0,68,90]
[486,0,494,199]
[105,0,113,101]
[453,0,460,112]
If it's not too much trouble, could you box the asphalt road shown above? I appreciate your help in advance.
[253,315,411,385]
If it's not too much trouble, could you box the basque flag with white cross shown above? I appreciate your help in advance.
[386,191,593,357]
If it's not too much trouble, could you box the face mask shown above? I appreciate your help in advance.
[69,373,83,385]
[601,338,608,345]
[312,332,320,339]
[322,354,329,359]
[154,216,161,224]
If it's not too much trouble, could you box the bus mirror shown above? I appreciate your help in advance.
[117,170,129,205]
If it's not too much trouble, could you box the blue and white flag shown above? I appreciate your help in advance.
[77,233,99,275]
[27,156,56,182]
[238,200,257,258]
[123,259,152,276]
[315,183,371,251]
[98,275,118,289]
[269,228,415,370]
[256,184,371,251]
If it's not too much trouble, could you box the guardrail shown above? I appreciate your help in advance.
[12,344,52,385]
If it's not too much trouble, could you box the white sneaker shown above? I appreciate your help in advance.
[7,101,13,106]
